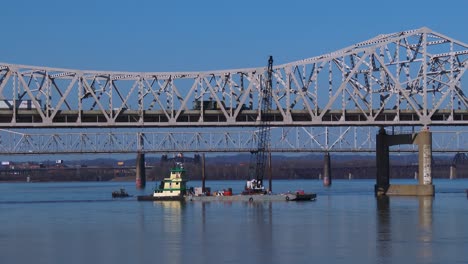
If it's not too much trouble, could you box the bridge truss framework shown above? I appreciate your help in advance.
[0,27,466,155]
[1,127,468,155]
[0,27,466,129]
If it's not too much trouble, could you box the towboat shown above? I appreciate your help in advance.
[112,188,130,198]
[137,162,188,201]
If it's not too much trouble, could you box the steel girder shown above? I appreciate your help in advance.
[0,27,466,128]
[0,127,467,154]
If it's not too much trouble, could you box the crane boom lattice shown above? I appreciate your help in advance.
[244,56,273,194]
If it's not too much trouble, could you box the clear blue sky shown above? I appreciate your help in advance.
[1,0,466,72]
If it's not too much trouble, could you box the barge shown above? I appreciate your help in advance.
[137,160,317,202]
[140,192,317,202]
[186,192,316,202]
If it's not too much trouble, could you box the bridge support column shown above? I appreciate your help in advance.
[136,152,146,189]
[201,153,206,193]
[268,152,272,193]
[450,165,457,179]
[323,152,332,187]
[375,127,434,196]
[415,129,432,185]
[375,128,390,195]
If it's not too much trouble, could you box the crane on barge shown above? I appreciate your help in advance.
[243,56,274,194]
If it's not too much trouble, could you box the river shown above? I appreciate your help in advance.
[0,179,467,264]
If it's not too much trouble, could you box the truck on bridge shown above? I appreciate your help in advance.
[192,100,224,110]
[192,100,250,111]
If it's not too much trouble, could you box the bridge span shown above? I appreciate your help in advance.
[0,27,466,128]
[1,127,468,154]
[0,27,467,195]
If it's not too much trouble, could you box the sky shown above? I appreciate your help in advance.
[1,0,466,73]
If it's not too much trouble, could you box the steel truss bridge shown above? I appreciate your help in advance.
[1,127,468,155]
[0,27,466,154]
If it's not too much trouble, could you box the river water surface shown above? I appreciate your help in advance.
[0,179,467,264]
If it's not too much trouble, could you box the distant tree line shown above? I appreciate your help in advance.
[0,154,466,182]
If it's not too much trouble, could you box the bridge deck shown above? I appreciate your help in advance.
[1,109,468,127]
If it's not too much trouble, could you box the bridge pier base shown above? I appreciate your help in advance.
[375,127,434,196]
[136,153,146,189]
[323,152,332,187]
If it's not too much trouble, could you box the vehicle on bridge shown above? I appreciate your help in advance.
[192,100,251,111]
[0,99,41,110]
[192,100,224,110]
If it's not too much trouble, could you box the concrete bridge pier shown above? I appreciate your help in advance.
[201,153,206,193]
[375,127,434,196]
[136,152,146,189]
[416,129,432,186]
[323,152,332,187]
[268,152,272,193]
[450,165,457,179]
[375,128,390,195]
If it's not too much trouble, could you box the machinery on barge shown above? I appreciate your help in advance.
[242,56,274,195]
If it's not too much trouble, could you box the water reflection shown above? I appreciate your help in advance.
[197,201,274,264]
[417,196,433,261]
[152,201,185,264]
[376,196,433,263]
[246,202,273,264]
[155,201,184,233]
[376,196,391,263]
